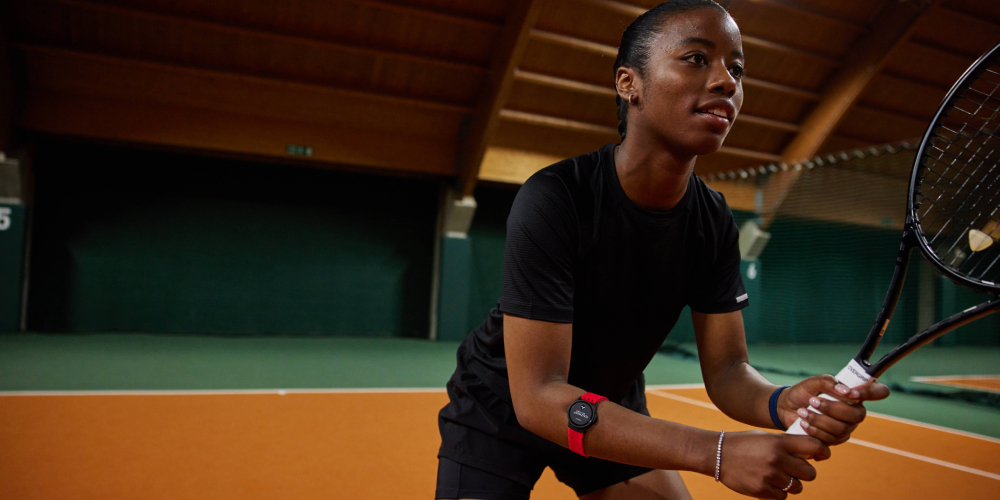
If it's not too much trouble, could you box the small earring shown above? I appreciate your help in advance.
[629,94,637,105]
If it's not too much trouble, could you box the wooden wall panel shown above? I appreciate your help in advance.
[774,0,887,25]
[535,0,632,48]
[478,146,562,185]
[723,121,792,153]
[740,42,838,91]
[491,119,615,161]
[19,47,468,140]
[909,6,1000,59]
[505,79,618,128]
[13,0,487,105]
[519,34,617,87]
[835,106,927,145]
[884,42,975,90]
[859,74,945,121]
[81,0,503,65]
[729,2,863,58]
[944,0,1000,25]
[740,86,815,124]
[19,90,457,176]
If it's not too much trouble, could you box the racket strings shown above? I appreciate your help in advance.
[915,57,1000,283]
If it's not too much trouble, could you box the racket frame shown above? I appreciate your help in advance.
[850,42,1000,378]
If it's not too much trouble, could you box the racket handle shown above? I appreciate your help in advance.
[785,359,872,435]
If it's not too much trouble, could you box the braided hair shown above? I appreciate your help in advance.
[614,0,729,140]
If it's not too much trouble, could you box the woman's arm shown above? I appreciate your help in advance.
[693,309,890,444]
[505,313,830,498]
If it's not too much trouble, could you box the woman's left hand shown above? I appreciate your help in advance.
[778,375,890,446]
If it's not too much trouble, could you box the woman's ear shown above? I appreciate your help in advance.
[616,67,638,103]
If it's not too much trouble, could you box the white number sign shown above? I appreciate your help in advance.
[0,207,11,231]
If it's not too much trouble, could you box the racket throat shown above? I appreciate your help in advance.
[856,235,916,365]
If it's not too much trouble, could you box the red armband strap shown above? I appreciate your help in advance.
[567,392,608,457]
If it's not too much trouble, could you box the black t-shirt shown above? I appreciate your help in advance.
[442,143,747,449]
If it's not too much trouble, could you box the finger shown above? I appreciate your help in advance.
[787,477,804,495]
[812,398,866,426]
[850,380,891,402]
[795,416,847,446]
[807,395,866,423]
[773,476,802,496]
[780,453,818,482]
[782,435,831,462]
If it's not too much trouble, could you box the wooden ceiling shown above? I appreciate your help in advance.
[3,0,1000,194]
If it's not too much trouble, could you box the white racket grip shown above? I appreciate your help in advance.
[785,359,872,435]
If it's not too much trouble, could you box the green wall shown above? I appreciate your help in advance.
[27,141,437,337]
[0,203,26,332]
[457,198,998,346]
[465,186,518,332]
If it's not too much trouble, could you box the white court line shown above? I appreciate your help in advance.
[0,383,710,397]
[0,387,448,396]
[646,383,706,390]
[647,389,1000,481]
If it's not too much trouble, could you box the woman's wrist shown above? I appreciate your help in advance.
[682,428,724,477]
[769,386,790,430]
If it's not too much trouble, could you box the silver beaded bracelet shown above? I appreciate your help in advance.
[714,430,725,482]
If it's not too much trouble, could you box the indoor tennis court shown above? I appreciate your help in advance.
[1,0,999,499]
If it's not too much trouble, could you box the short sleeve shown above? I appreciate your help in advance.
[499,170,578,323]
[688,207,749,314]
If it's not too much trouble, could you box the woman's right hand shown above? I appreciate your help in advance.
[718,430,830,499]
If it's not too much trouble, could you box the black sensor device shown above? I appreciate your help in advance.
[567,400,597,430]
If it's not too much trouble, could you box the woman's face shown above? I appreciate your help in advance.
[629,8,744,157]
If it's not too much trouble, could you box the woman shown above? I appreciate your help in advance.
[436,2,888,499]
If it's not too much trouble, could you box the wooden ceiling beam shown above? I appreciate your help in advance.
[18,44,474,115]
[530,30,617,57]
[743,77,821,101]
[345,0,504,30]
[578,0,644,17]
[500,109,619,136]
[736,114,800,133]
[743,0,870,34]
[514,69,617,97]
[49,0,490,74]
[531,28,841,69]
[16,45,469,176]
[498,109,782,164]
[20,90,458,176]
[741,35,842,67]
[937,3,1000,32]
[905,36,979,63]
[514,70,801,134]
[759,0,938,228]
[455,0,544,197]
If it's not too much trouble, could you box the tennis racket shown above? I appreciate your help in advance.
[786,42,1000,435]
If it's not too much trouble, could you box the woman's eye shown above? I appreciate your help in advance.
[687,54,707,64]
[730,66,744,78]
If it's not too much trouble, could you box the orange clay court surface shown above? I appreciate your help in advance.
[1,386,998,500]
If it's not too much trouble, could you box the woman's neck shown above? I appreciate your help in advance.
[614,133,696,211]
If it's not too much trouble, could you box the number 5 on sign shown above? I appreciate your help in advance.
[0,207,10,231]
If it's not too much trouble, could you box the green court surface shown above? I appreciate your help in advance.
[1,333,998,438]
